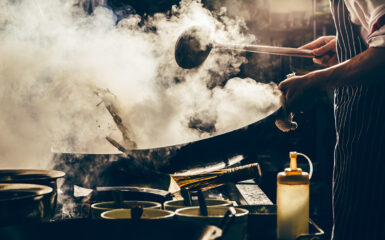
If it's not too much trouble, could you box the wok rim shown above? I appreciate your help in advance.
[53,107,282,153]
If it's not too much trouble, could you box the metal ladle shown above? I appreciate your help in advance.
[174,26,314,69]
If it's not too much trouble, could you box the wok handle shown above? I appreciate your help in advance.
[221,163,262,183]
[215,43,314,58]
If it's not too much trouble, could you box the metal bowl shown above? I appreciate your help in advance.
[91,201,162,219]
[175,206,248,240]
[101,208,175,220]
[164,199,232,211]
[0,169,65,219]
[0,183,53,225]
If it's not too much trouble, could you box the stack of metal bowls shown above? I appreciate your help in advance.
[0,169,65,224]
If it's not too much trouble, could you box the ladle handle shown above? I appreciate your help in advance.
[181,188,193,206]
[215,43,314,58]
[197,189,208,216]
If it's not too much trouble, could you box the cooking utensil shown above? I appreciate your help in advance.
[53,106,288,193]
[175,26,314,69]
[0,169,65,220]
[180,188,192,206]
[131,206,144,220]
[197,189,208,216]
[172,162,261,191]
[0,183,53,225]
[218,207,237,238]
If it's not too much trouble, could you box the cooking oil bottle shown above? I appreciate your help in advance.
[277,151,313,240]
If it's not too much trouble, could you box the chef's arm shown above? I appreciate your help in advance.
[279,47,385,112]
[309,47,385,89]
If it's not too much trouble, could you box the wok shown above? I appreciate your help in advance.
[53,107,292,192]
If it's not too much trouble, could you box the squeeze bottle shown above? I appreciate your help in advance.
[277,152,313,240]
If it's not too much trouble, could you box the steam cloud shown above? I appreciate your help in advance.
[0,0,281,169]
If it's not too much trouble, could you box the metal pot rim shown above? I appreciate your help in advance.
[0,183,53,202]
[101,208,175,220]
[91,200,162,211]
[175,206,249,219]
[164,199,232,208]
[0,169,65,182]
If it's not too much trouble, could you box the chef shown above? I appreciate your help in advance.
[278,0,385,239]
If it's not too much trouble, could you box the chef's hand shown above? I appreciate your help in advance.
[278,73,323,112]
[300,36,338,67]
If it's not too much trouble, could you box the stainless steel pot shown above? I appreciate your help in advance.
[175,206,249,240]
[0,183,53,225]
[0,169,65,220]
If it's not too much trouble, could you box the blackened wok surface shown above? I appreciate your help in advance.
[53,108,285,189]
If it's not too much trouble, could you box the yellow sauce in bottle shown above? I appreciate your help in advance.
[277,152,310,240]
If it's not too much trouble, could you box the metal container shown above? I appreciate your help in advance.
[175,206,248,240]
[0,169,65,220]
[101,208,175,220]
[0,183,52,225]
[91,200,162,219]
[164,199,232,211]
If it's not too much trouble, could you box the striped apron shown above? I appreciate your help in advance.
[330,0,385,239]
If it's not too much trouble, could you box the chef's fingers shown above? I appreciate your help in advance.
[299,36,336,50]
[326,54,338,66]
[278,79,289,91]
[313,55,330,66]
[313,39,336,56]
[299,36,331,50]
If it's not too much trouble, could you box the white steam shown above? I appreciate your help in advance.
[0,0,281,168]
